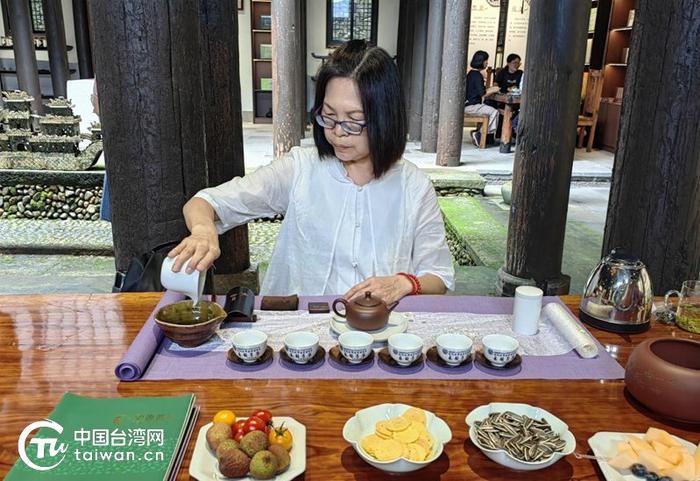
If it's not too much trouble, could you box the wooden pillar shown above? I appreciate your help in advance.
[435,0,471,167]
[603,0,700,294]
[8,0,42,113]
[199,0,249,274]
[396,0,414,109]
[494,0,509,68]
[42,0,70,98]
[90,0,207,272]
[272,0,302,159]
[420,0,446,153]
[72,0,94,78]
[496,0,590,296]
[296,0,307,138]
[407,0,428,142]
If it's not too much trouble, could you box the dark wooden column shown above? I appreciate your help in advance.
[396,0,414,109]
[435,0,471,166]
[272,0,302,158]
[407,0,428,142]
[420,0,446,153]
[199,0,249,274]
[494,0,509,68]
[8,0,42,113]
[42,0,70,98]
[603,0,700,294]
[72,0,94,78]
[496,0,591,296]
[90,0,207,272]
[296,0,307,138]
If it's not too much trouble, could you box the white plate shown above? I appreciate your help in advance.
[189,417,306,481]
[330,312,409,342]
[343,403,452,473]
[588,431,697,481]
[465,402,576,471]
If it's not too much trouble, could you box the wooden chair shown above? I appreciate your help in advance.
[485,67,494,87]
[463,113,489,149]
[577,69,604,152]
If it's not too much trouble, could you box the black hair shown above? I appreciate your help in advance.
[506,53,521,64]
[312,39,406,178]
[469,50,489,70]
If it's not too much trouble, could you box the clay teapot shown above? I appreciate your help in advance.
[332,291,398,331]
[625,337,700,424]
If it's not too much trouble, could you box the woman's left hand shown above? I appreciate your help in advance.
[344,275,414,305]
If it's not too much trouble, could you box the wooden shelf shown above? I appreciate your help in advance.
[606,63,627,67]
[610,26,633,32]
[251,0,273,124]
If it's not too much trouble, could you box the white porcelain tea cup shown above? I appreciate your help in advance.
[436,333,473,366]
[482,334,519,367]
[388,333,423,366]
[283,331,320,364]
[338,331,373,364]
[160,256,205,304]
[231,329,268,363]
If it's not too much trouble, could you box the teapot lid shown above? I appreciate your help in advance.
[353,291,383,308]
[607,248,640,263]
[604,247,647,269]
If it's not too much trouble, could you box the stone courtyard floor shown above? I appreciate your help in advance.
[0,124,613,295]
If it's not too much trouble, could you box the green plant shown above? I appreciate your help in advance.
[1,90,31,101]
[47,97,75,109]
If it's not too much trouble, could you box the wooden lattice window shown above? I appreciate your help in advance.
[326,0,378,47]
[1,0,46,35]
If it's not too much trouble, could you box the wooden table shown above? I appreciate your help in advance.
[490,92,521,153]
[1,293,698,480]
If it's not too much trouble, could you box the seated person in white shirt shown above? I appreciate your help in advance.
[168,40,454,304]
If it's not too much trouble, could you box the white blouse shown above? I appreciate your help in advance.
[195,146,455,295]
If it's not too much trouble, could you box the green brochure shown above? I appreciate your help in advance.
[6,392,199,481]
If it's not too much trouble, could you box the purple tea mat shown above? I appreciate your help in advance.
[119,293,625,381]
[114,291,184,380]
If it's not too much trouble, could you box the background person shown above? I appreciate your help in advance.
[464,50,500,147]
[494,53,523,93]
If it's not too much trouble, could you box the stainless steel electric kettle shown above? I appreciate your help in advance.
[579,248,653,333]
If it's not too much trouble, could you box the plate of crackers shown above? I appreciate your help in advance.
[342,403,452,473]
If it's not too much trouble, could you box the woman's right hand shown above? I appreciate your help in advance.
[167,224,221,274]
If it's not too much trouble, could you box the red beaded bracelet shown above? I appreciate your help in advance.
[397,272,422,295]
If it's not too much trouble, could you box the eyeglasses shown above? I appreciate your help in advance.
[314,110,366,135]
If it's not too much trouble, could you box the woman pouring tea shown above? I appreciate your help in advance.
[168,40,454,304]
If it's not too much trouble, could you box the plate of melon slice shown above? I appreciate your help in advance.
[588,427,700,481]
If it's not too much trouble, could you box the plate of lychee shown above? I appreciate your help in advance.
[189,416,306,480]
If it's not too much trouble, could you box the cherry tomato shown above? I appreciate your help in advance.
[232,419,246,434]
[212,410,236,426]
[251,409,273,425]
[244,416,267,432]
[233,430,245,442]
[268,424,293,451]
[244,416,267,431]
